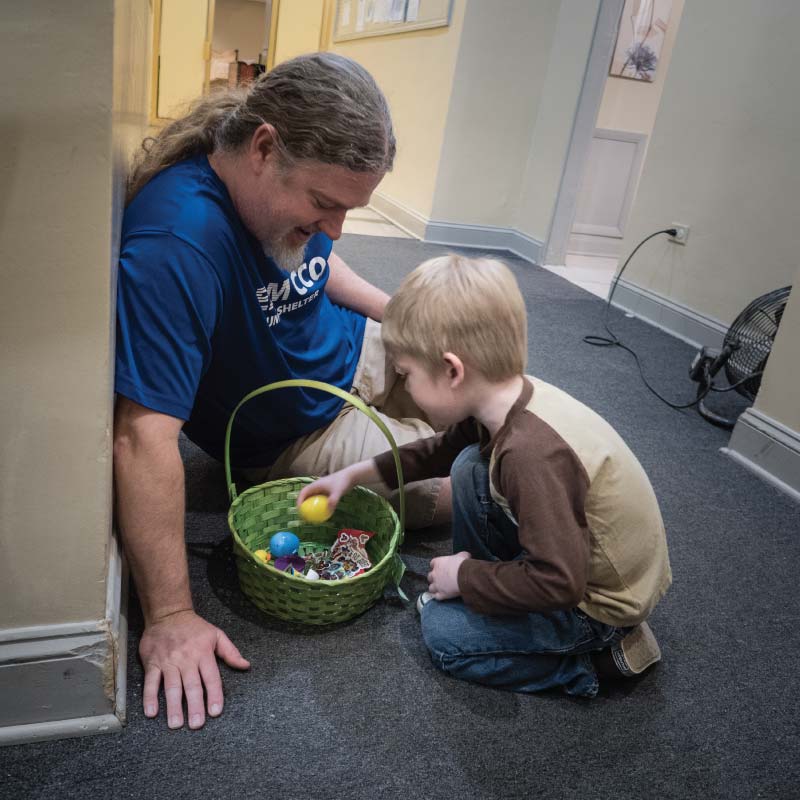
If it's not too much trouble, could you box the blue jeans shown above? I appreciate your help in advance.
[420,445,626,697]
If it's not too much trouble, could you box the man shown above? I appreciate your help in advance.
[114,53,449,731]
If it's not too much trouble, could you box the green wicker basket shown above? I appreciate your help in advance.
[224,379,406,625]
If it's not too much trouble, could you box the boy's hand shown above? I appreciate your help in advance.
[296,469,356,515]
[427,551,471,600]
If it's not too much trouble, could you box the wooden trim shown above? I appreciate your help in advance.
[368,191,428,239]
[723,409,800,502]
[267,0,281,70]
[425,220,544,265]
[320,0,335,50]
[611,277,728,349]
[0,715,123,747]
[204,0,216,94]
[0,535,127,744]
[543,0,625,266]
[149,0,163,124]
[150,0,213,123]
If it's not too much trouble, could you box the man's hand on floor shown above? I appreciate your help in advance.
[139,609,250,729]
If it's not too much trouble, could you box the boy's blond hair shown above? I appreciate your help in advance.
[382,254,527,381]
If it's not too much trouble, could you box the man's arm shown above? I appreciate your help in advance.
[325,252,390,321]
[113,397,249,729]
[114,399,191,622]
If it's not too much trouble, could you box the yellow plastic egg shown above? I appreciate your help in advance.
[299,494,333,524]
[253,549,270,564]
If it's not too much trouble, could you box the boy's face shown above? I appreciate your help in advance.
[393,355,466,428]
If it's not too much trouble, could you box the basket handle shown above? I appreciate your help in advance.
[223,379,405,535]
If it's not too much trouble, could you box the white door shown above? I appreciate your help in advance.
[569,128,647,258]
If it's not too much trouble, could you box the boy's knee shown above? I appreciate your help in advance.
[420,601,462,660]
[450,444,484,488]
[450,443,481,474]
[450,445,489,511]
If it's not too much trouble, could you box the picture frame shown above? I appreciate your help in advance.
[333,0,453,43]
[609,0,673,83]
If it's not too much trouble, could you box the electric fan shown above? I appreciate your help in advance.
[689,285,792,428]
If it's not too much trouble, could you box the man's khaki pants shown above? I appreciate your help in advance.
[245,319,442,529]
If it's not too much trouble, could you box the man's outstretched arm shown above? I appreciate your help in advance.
[113,397,249,729]
[326,252,390,321]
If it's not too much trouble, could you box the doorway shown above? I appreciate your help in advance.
[150,0,273,124]
[544,0,684,298]
[209,0,272,92]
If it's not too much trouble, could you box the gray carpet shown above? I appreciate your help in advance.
[3,235,799,800]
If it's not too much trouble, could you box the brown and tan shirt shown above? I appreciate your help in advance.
[374,377,672,627]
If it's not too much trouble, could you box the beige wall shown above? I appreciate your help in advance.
[327,0,592,234]
[429,0,560,227]
[273,0,326,66]
[753,272,800,433]
[0,0,150,629]
[514,0,602,243]
[328,0,467,219]
[157,0,209,118]
[619,0,800,326]
[214,0,267,62]
[272,0,594,239]
[116,0,154,179]
[595,0,684,135]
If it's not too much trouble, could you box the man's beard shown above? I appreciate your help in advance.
[262,238,307,272]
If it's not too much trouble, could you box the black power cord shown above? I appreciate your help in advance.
[582,228,713,410]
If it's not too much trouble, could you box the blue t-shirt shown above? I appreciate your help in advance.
[115,155,367,467]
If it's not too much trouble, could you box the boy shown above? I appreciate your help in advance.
[298,255,672,697]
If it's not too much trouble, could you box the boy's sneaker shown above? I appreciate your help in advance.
[415,591,434,615]
[593,621,661,679]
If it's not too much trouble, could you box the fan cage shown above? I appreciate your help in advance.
[723,286,791,400]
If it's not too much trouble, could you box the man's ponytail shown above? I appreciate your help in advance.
[126,53,395,204]
[126,91,246,204]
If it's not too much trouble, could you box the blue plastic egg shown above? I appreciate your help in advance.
[269,531,300,557]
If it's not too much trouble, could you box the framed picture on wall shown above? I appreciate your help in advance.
[609,0,673,82]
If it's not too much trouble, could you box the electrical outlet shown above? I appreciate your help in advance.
[669,223,690,245]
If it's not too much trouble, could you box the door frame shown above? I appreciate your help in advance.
[542,0,624,266]
[149,0,216,125]
[266,0,334,70]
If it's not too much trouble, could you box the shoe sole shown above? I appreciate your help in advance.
[416,592,433,615]
[618,621,662,675]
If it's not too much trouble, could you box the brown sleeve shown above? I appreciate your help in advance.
[457,415,591,616]
[373,418,480,490]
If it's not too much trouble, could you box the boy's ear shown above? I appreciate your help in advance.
[442,352,465,388]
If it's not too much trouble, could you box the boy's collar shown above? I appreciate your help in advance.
[514,376,534,413]
[478,375,533,452]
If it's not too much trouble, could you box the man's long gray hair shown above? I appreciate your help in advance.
[127,52,396,203]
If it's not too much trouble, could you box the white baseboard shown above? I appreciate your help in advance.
[722,408,800,503]
[366,194,545,265]
[611,277,728,349]
[425,220,544,265]
[368,191,427,239]
[0,714,123,747]
[0,530,127,746]
[356,208,800,507]
[106,527,129,727]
